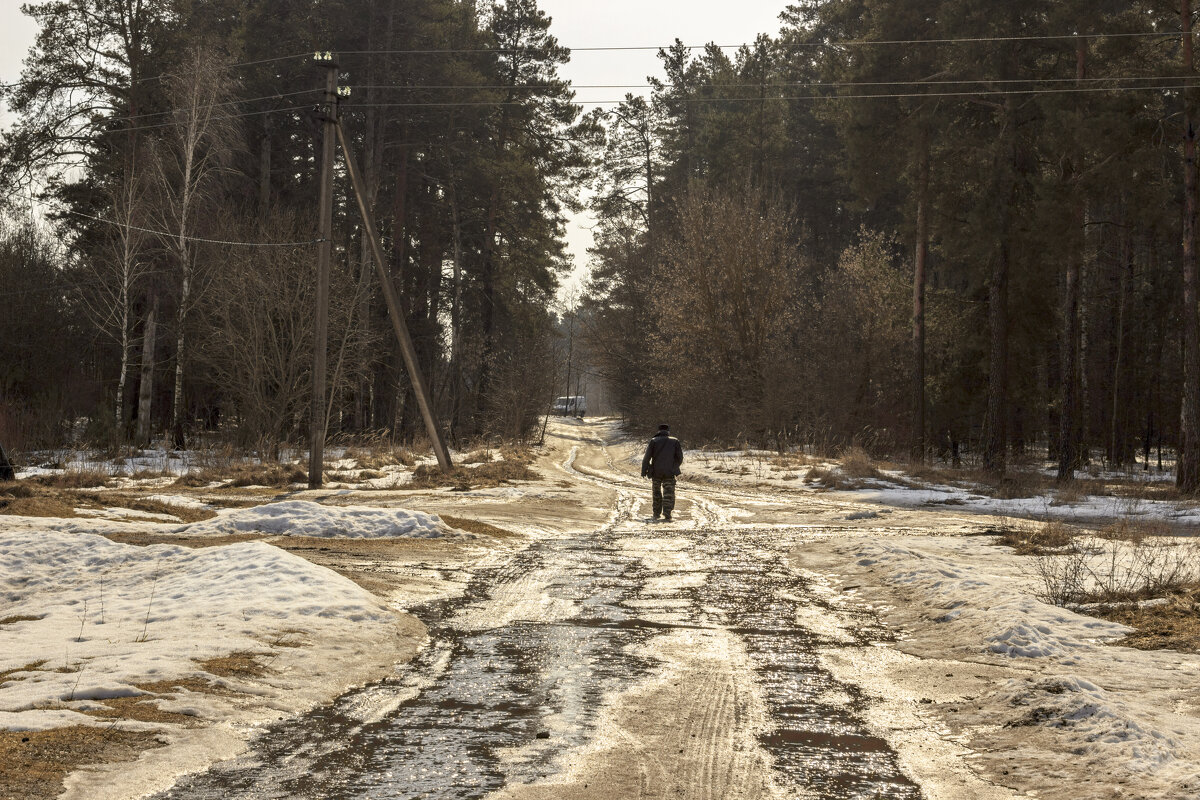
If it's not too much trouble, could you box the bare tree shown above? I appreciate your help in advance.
[149,49,238,444]
[78,165,152,436]
[651,185,803,439]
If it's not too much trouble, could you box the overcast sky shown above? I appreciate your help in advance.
[0,2,790,295]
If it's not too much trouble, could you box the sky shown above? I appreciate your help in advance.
[0,1,791,297]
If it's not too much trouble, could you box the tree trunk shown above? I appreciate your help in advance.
[1058,35,1087,482]
[171,262,190,448]
[258,118,272,218]
[912,127,930,463]
[136,295,159,446]
[1110,226,1131,466]
[0,441,14,482]
[1180,0,1200,492]
[984,103,1017,476]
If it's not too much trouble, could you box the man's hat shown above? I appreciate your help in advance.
[658,424,670,432]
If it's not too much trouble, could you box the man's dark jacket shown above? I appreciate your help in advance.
[642,432,683,478]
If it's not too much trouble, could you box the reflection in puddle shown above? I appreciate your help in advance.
[153,524,921,800]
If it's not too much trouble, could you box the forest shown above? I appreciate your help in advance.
[2,0,1200,487]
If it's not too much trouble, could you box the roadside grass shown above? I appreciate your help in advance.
[345,446,416,470]
[175,462,306,489]
[997,519,1200,652]
[30,469,113,489]
[85,697,199,726]
[0,483,216,523]
[408,449,538,490]
[1102,591,1200,653]
[197,652,268,679]
[439,514,520,539]
[0,727,163,800]
[993,521,1078,555]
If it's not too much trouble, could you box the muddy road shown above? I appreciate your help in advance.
[151,420,976,799]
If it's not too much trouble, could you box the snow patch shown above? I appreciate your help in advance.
[178,500,458,539]
[0,530,408,732]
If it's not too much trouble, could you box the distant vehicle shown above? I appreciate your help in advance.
[553,395,587,417]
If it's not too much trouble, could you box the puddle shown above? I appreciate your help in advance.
[152,523,921,799]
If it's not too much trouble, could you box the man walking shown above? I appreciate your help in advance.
[641,424,683,521]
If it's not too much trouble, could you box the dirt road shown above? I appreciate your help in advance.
[146,418,1015,800]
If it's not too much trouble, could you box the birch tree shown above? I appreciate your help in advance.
[150,49,238,444]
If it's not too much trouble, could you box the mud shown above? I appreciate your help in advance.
[148,421,925,800]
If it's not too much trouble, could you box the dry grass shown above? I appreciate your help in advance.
[197,652,267,679]
[803,466,864,491]
[30,469,113,489]
[86,697,198,726]
[104,531,263,549]
[1099,591,1200,653]
[0,494,77,517]
[439,514,520,539]
[839,446,883,479]
[0,660,49,684]
[994,520,1078,556]
[138,677,230,695]
[1099,517,1174,544]
[408,460,539,490]
[346,447,415,470]
[0,727,163,800]
[0,615,44,627]
[0,483,216,523]
[175,462,306,489]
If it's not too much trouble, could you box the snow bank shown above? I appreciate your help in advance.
[995,675,1182,773]
[851,540,1132,664]
[828,535,1200,791]
[0,530,407,732]
[178,500,456,539]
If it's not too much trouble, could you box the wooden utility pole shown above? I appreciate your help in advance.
[309,55,338,489]
[335,120,454,472]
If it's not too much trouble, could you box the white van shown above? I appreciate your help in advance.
[553,396,587,417]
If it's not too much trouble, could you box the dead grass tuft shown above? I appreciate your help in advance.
[994,521,1077,556]
[1098,590,1200,653]
[804,466,863,491]
[346,447,415,470]
[0,660,49,684]
[439,514,520,539]
[86,696,198,726]
[31,470,112,489]
[839,446,882,479]
[0,727,164,800]
[0,495,77,517]
[408,460,539,490]
[0,615,44,627]
[137,677,230,695]
[197,652,267,679]
[1099,517,1173,544]
[175,462,306,489]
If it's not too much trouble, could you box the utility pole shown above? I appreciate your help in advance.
[309,54,338,489]
[335,119,454,472]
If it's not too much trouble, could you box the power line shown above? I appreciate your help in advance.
[105,88,320,124]
[333,82,1200,109]
[350,75,1200,92]
[336,31,1186,58]
[68,211,325,248]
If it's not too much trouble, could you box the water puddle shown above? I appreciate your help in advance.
[152,523,922,799]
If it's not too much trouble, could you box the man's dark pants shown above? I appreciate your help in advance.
[652,476,677,518]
